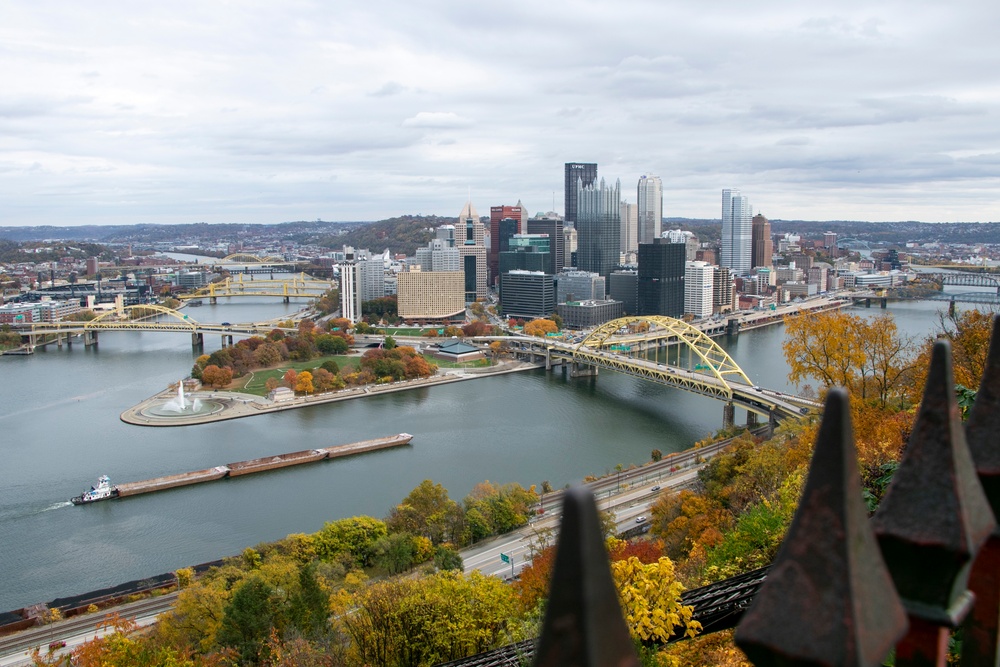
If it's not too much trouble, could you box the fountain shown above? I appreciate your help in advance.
[139,381,225,419]
[160,382,203,413]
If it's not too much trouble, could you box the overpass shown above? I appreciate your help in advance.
[17,305,295,350]
[479,316,818,426]
[177,273,334,302]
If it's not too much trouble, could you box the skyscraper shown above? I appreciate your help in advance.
[721,189,752,275]
[564,162,598,224]
[576,177,621,284]
[684,261,714,318]
[637,238,686,317]
[526,215,565,276]
[619,200,638,257]
[490,204,526,282]
[637,175,662,245]
[458,201,487,302]
[751,214,773,268]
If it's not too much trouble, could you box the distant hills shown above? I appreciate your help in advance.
[3,217,1000,249]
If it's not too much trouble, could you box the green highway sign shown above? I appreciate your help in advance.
[500,552,510,564]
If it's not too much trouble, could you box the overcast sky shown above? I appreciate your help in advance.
[2,1,998,227]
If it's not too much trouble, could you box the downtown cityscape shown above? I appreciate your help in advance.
[3,1,1000,665]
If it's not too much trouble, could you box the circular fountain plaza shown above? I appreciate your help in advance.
[134,382,228,422]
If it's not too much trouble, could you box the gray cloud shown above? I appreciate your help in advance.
[0,0,998,225]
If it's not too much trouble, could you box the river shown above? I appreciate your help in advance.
[0,292,968,611]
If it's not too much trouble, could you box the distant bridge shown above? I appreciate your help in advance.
[177,274,334,302]
[481,316,818,426]
[19,305,294,350]
[919,272,1000,293]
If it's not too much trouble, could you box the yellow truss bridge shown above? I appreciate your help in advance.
[220,253,290,264]
[177,273,334,301]
[494,316,816,423]
[22,304,294,348]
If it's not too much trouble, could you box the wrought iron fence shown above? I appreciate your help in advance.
[532,316,1000,667]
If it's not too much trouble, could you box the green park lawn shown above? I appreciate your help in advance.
[236,355,362,395]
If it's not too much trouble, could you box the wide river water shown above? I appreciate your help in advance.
[0,293,967,610]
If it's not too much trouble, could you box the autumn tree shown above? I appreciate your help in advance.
[611,556,700,643]
[523,318,558,337]
[907,308,994,402]
[316,334,349,355]
[217,576,284,665]
[294,371,314,394]
[314,516,388,567]
[281,369,298,389]
[328,317,352,331]
[651,489,732,561]
[386,480,465,545]
[201,364,233,388]
[782,310,865,395]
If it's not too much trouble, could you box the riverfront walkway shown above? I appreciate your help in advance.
[121,359,543,427]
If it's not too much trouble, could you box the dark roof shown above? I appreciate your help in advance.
[437,341,481,355]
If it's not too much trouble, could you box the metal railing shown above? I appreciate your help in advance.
[533,315,1000,667]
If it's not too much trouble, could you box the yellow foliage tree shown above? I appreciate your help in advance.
[295,370,314,394]
[782,311,865,395]
[610,556,700,643]
[523,318,558,337]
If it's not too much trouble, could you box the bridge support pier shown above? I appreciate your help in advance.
[949,299,957,317]
[723,402,735,430]
[545,347,551,371]
[84,330,98,347]
[726,318,740,336]
[865,298,871,308]
[880,297,887,309]
[192,332,204,348]
[283,296,290,304]
[570,363,598,378]
[210,297,217,305]
[747,411,758,427]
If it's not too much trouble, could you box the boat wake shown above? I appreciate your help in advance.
[42,501,73,513]
[0,501,72,524]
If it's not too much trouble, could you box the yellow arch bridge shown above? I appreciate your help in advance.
[20,305,295,349]
[491,316,817,425]
[177,273,334,302]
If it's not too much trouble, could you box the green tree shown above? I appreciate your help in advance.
[217,576,283,665]
[372,532,416,575]
[288,562,330,640]
[314,516,388,567]
[316,334,349,355]
[386,480,465,545]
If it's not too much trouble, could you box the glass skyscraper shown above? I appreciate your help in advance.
[637,174,662,245]
[720,189,752,275]
[576,177,621,284]
[564,162,598,224]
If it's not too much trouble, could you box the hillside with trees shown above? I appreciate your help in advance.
[316,215,457,257]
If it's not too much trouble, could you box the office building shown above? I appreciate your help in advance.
[663,229,699,261]
[751,214,773,268]
[358,257,386,302]
[557,299,623,329]
[565,162,598,224]
[527,215,565,275]
[713,266,735,314]
[576,177,622,281]
[500,271,555,319]
[637,174,662,245]
[557,269,605,303]
[490,204,527,281]
[637,238,686,317]
[457,201,488,301]
[609,270,638,315]
[721,189,752,274]
[415,239,461,272]
[338,261,362,323]
[620,201,638,257]
[684,261,714,318]
[396,268,466,323]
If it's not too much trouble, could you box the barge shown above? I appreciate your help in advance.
[71,433,413,504]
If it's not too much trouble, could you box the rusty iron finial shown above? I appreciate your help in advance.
[532,486,639,667]
[962,314,1000,665]
[966,314,1000,517]
[735,389,907,666]
[872,340,994,626]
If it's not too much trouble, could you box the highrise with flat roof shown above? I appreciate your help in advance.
[721,189,752,274]
[564,162,598,224]
[751,214,773,268]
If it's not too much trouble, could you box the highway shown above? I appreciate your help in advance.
[0,432,756,665]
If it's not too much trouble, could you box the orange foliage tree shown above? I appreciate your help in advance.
[523,318,558,337]
[201,364,233,388]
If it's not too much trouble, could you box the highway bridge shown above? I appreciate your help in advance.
[15,305,295,350]
[479,316,819,425]
[177,273,334,302]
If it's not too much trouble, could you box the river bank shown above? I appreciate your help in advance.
[120,359,544,426]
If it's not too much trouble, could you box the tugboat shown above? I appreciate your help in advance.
[71,475,119,505]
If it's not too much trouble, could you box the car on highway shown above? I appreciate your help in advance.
[651,485,661,492]
[635,515,647,524]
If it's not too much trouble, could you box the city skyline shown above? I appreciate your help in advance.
[2,2,999,227]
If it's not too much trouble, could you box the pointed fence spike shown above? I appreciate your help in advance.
[966,314,1000,516]
[872,340,995,625]
[533,486,639,667]
[962,314,1000,665]
[735,389,907,667]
